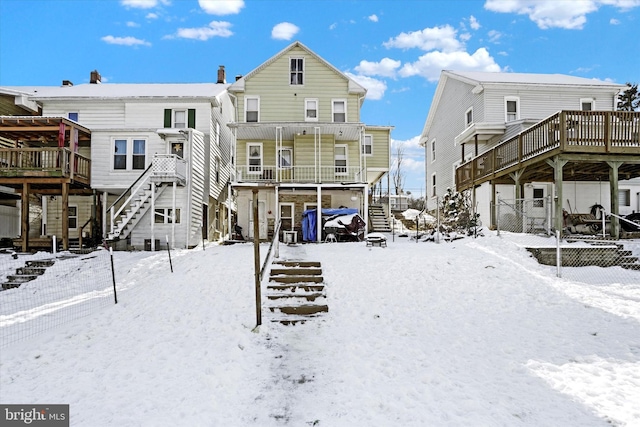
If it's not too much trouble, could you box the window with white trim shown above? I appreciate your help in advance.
[113,138,146,170]
[362,135,373,156]
[173,110,187,128]
[280,203,294,231]
[431,173,437,197]
[332,100,346,123]
[505,97,520,122]
[155,208,181,224]
[68,205,78,230]
[305,98,318,121]
[247,143,262,173]
[580,98,594,111]
[290,57,304,85]
[465,107,473,127]
[334,144,348,175]
[431,139,436,162]
[278,148,292,168]
[245,97,259,122]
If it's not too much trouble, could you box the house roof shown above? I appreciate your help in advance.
[444,71,626,88]
[227,41,367,95]
[0,83,229,101]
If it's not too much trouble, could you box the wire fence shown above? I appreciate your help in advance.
[0,248,116,348]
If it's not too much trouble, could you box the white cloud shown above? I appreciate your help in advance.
[120,0,168,8]
[484,0,640,30]
[368,14,379,22]
[101,35,151,46]
[469,15,481,30]
[146,12,159,19]
[354,58,401,78]
[126,21,140,27]
[271,22,299,40]
[329,23,337,30]
[198,0,244,15]
[399,47,501,81]
[383,25,462,52]
[344,73,387,100]
[610,18,621,24]
[488,29,503,43]
[170,21,233,40]
[391,136,425,174]
[459,33,472,42]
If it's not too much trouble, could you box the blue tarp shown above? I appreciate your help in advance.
[301,208,358,241]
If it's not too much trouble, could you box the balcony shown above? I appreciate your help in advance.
[235,165,364,184]
[456,110,640,190]
[151,154,187,185]
[0,147,91,186]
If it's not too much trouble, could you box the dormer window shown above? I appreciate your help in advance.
[290,57,304,85]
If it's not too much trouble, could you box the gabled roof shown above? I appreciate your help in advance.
[444,70,625,89]
[227,41,367,95]
[1,83,229,101]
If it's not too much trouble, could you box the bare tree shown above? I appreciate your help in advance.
[391,142,405,195]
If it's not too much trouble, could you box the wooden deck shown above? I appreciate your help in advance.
[0,147,91,186]
[456,110,640,190]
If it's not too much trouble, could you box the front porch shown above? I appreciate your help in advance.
[455,110,640,238]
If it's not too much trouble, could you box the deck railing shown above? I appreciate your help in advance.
[235,165,364,184]
[456,111,640,188]
[0,147,91,184]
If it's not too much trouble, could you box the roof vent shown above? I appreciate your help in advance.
[235,75,242,81]
[90,70,102,84]
[62,80,73,86]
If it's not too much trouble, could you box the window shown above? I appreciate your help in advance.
[332,100,346,123]
[305,99,318,121]
[533,188,544,208]
[68,112,79,122]
[114,139,127,170]
[619,189,631,207]
[132,139,146,170]
[113,138,147,170]
[155,208,181,224]
[465,107,473,127]
[68,206,78,230]
[290,57,304,85]
[505,97,520,122]
[280,203,294,231]
[164,109,195,128]
[247,143,262,173]
[246,97,259,122]
[431,139,436,162]
[362,135,373,156]
[580,98,594,111]
[278,148,292,168]
[431,173,437,197]
[214,157,220,183]
[334,144,347,175]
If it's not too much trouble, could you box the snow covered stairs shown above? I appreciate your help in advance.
[266,261,327,325]
[2,258,55,290]
[369,204,391,232]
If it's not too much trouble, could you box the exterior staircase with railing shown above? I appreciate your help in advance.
[369,204,391,232]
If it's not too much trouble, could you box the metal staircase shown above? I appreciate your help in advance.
[369,204,391,232]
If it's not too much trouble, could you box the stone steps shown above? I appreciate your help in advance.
[2,258,55,290]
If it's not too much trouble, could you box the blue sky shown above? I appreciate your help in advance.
[1,0,639,195]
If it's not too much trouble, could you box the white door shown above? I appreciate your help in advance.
[248,200,267,239]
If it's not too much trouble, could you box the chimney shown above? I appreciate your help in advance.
[62,80,73,86]
[90,70,102,84]
[217,65,226,84]
[235,75,243,81]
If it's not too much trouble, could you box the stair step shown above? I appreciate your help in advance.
[273,261,321,267]
[270,268,322,276]
[269,275,324,283]
[267,283,325,292]
[6,275,38,283]
[25,259,55,267]
[2,282,22,290]
[268,304,329,316]
[267,292,325,301]
[16,267,47,276]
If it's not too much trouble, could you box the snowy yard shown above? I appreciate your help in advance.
[1,232,639,426]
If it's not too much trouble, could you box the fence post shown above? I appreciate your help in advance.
[496,198,501,236]
[556,230,562,278]
[110,247,118,304]
[166,235,173,273]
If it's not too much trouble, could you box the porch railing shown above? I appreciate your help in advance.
[0,147,91,184]
[456,110,640,189]
[151,154,187,184]
[235,165,364,184]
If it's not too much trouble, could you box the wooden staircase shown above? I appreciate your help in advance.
[369,204,391,232]
[266,261,328,325]
[2,258,56,290]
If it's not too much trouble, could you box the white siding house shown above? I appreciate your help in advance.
[421,71,640,237]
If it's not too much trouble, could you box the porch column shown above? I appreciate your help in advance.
[102,191,108,239]
[171,182,177,248]
[509,169,525,232]
[62,181,69,250]
[21,182,29,252]
[275,186,279,238]
[363,185,369,235]
[151,183,155,251]
[42,194,48,236]
[607,161,621,239]
[227,184,232,240]
[316,185,322,243]
[547,157,568,236]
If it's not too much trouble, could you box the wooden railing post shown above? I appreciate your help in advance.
[559,111,566,150]
[604,111,611,152]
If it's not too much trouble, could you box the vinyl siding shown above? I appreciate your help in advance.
[364,128,391,169]
[42,102,125,128]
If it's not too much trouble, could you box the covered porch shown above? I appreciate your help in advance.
[455,110,640,238]
[0,116,93,251]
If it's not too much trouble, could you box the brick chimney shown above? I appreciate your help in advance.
[217,65,226,84]
[90,70,102,84]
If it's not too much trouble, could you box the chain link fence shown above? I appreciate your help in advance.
[0,248,116,348]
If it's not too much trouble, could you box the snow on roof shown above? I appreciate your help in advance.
[0,83,229,100]
[445,71,624,88]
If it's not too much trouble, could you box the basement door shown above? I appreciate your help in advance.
[248,200,267,239]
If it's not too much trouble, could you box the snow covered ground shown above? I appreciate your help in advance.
[1,232,639,426]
